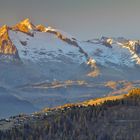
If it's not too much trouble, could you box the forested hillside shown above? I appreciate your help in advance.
[1,88,140,140]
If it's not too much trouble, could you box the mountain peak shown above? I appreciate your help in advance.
[18,18,35,29]
[12,18,36,36]
[0,25,18,56]
[21,18,31,23]
[0,25,9,36]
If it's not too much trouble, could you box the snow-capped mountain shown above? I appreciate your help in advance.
[0,18,87,64]
[82,36,140,67]
[0,18,140,68]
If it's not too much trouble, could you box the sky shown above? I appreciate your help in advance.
[0,0,140,40]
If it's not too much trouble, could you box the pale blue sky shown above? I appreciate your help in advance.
[0,0,140,39]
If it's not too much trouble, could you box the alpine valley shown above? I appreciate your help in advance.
[0,18,140,119]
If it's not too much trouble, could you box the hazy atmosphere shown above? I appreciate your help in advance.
[0,0,140,39]
[1,0,140,139]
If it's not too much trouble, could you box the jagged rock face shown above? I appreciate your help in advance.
[36,24,47,32]
[124,40,140,55]
[0,25,18,57]
[12,18,37,36]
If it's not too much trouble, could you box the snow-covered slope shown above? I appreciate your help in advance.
[6,19,86,64]
[81,37,140,67]
[9,30,86,63]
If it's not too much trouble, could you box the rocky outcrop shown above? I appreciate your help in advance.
[12,18,36,36]
[0,25,19,59]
